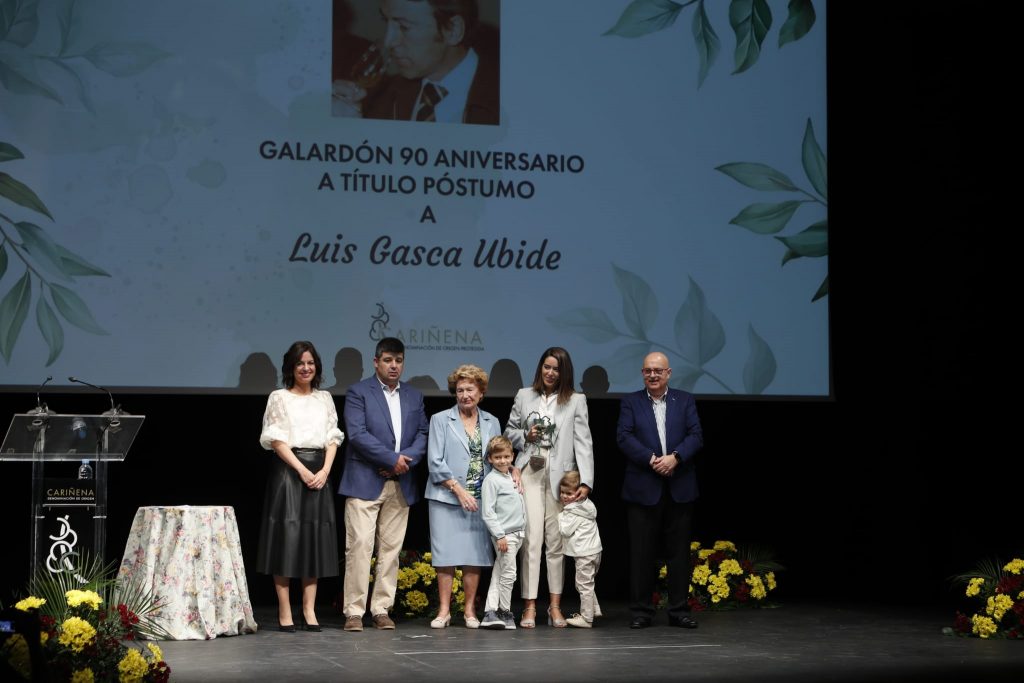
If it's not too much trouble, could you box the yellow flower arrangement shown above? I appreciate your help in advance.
[357,549,466,619]
[65,590,103,611]
[746,575,767,600]
[2,553,171,681]
[971,614,998,639]
[14,596,46,611]
[949,556,1024,639]
[404,590,430,613]
[118,648,150,683]
[58,617,97,653]
[655,539,783,611]
[70,668,95,683]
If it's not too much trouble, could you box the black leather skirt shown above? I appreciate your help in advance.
[255,448,339,578]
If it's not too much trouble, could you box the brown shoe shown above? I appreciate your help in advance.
[343,615,363,632]
[372,613,396,630]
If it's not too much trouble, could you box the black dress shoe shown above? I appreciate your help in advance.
[629,616,652,629]
[278,622,297,633]
[669,615,698,629]
[303,623,322,632]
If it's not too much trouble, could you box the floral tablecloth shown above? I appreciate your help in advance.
[118,506,258,640]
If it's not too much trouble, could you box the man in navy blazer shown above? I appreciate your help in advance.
[339,337,428,631]
[617,352,703,629]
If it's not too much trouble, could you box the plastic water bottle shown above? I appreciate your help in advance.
[78,460,93,479]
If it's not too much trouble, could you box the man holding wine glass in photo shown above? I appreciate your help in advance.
[331,0,499,125]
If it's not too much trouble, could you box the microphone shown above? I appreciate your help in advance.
[31,376,54,413]
[68,376,118,414]
[34,375,53,412]
[29,375,55,429]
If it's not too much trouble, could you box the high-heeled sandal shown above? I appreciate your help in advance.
[520,606,537,629]
[547,606,567,628]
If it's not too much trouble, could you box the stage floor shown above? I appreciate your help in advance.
[155,601,1022,682]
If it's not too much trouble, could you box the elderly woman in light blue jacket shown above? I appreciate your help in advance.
[425,364,503,629]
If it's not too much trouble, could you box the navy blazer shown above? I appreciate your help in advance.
[616,388,703,505]
[424,405,502,506]
[339,376,429,504]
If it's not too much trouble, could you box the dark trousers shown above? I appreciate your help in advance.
[627,495,694,619]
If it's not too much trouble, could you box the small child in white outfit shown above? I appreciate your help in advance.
[558,470,603,628]
[480,436,526,630]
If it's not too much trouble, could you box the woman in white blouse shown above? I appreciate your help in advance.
[256,340,344,632]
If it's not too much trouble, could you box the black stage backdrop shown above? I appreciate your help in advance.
[1,4,1014,608]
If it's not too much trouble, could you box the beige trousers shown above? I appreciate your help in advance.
[519,462,564,599]
[342,480,408,617]
[573,552,602,621]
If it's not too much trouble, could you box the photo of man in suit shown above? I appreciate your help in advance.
[616,352,704,629]
[339,337,429,630]
[332,0,499,125]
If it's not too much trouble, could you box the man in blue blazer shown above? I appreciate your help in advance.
[339,337,428,631]
[616,352,703,629]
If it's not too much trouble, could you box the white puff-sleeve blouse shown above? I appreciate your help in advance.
[259,389,345,450]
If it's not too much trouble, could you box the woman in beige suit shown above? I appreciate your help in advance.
[505,347,594,627]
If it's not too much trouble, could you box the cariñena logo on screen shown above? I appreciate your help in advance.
[369,303,391,341]
[47,515,79,574]
[369,303,485,352]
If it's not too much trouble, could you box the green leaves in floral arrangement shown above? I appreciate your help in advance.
[605,0,816,86]
[549,264,777,394]
[26,550,172,641]
[718,118,828,301]
[947,556,1024,640]
[1,140,111,365]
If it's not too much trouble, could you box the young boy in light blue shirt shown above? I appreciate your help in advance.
[479,436,526,630]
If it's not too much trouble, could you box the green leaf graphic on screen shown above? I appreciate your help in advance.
[549,265,777,394]
[0,141,111,366]
[717,118,828,301]
[604,0,816,86]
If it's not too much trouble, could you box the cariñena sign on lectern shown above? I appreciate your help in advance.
[1,379,143,578]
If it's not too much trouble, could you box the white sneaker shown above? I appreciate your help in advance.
[566,613,592,628]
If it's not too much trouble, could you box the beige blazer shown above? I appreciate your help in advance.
[505,388,594,497]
